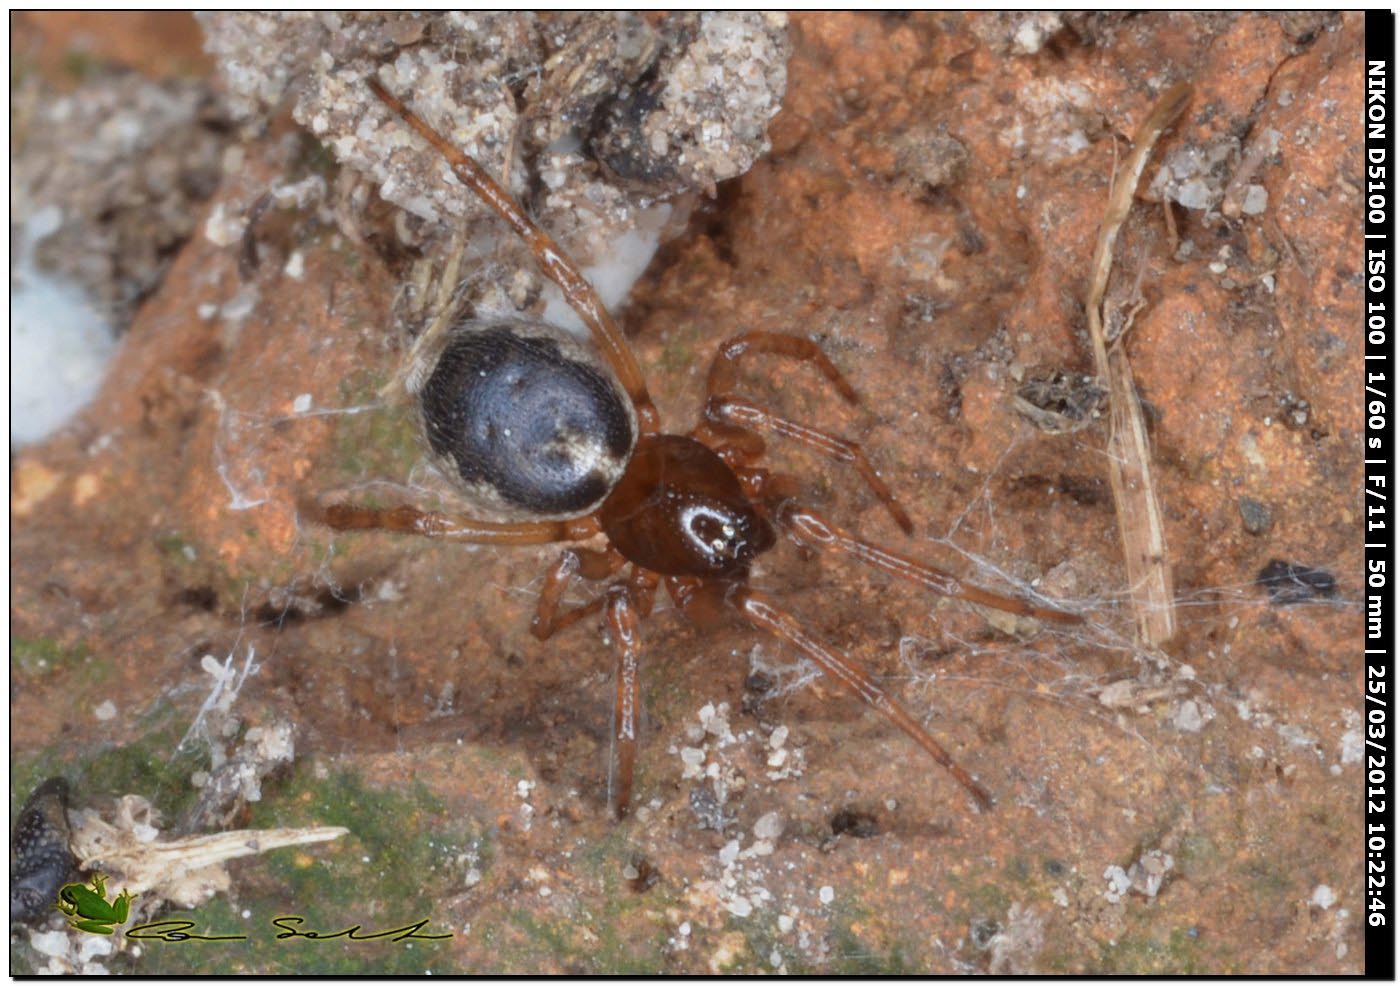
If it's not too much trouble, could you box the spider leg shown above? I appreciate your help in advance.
[532,559,659,816]
[627,566,661,618]
[772,500,1082,625]
[705,395,913,534]
[732,464,801,503]
[697,331,863,468]
[605,586,644,818]
[531,546,628,640]
[299,497,600,545]
[665,575,730,630]
[705,331,861,405]
[730,585,994,811]
[367,78,659,434]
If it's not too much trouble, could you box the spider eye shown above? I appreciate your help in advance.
[682,505,749,567]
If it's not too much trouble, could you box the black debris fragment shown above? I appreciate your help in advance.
[10,777,77,924]
[1257,559,1336,605]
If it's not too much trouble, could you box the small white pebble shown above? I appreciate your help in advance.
[30,930,69,959]
[767,748,789,768]
[242,909,252,919]
[1241,184,1268,216]
[769,725,789,749]
[679,921,691,936]
[76,934,114,963]
[778,914,794,933]
[203,202,245,247]
[283,249,306,280]
[769,948,783,968]
[464,868,482,888]
[680,747,706,767]
[291,393,313,413]
[754,811,785,842]
[197,302,218,320]
[1103,865,1131,903]
[719,840,741,866]
[1173,700,1205,733]
[1311,884,1336,909]
[727,896,753,918]
[539,886,552,897]
[819,885,834,905]
[94,700,117,721]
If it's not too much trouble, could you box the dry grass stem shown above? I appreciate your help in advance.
[1085,82,1192,647]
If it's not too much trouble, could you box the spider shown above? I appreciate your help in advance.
[301,76,1081,818]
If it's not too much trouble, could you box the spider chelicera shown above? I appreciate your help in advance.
[302,75,1081,818]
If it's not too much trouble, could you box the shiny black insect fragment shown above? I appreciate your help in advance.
[10,777,76,924]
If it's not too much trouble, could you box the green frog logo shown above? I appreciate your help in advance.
[55,873,134,935]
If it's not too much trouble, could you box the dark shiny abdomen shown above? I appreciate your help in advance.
[422,323,636,516]
[599,434,775,578]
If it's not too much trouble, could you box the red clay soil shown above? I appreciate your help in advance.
[11,12,1364,973]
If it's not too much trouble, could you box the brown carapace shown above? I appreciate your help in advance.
[304,76,1082,818]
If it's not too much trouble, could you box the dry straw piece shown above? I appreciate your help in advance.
[1084,82,1193,648]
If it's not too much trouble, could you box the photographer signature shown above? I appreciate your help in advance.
[127,916,452,944]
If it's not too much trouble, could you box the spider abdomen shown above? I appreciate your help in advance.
[421,319,638,519]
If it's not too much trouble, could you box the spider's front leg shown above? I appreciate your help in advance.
[732,468,1079,624]
[773,501,1082,625]
[705,396,913,534]
[698,331,912,534]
